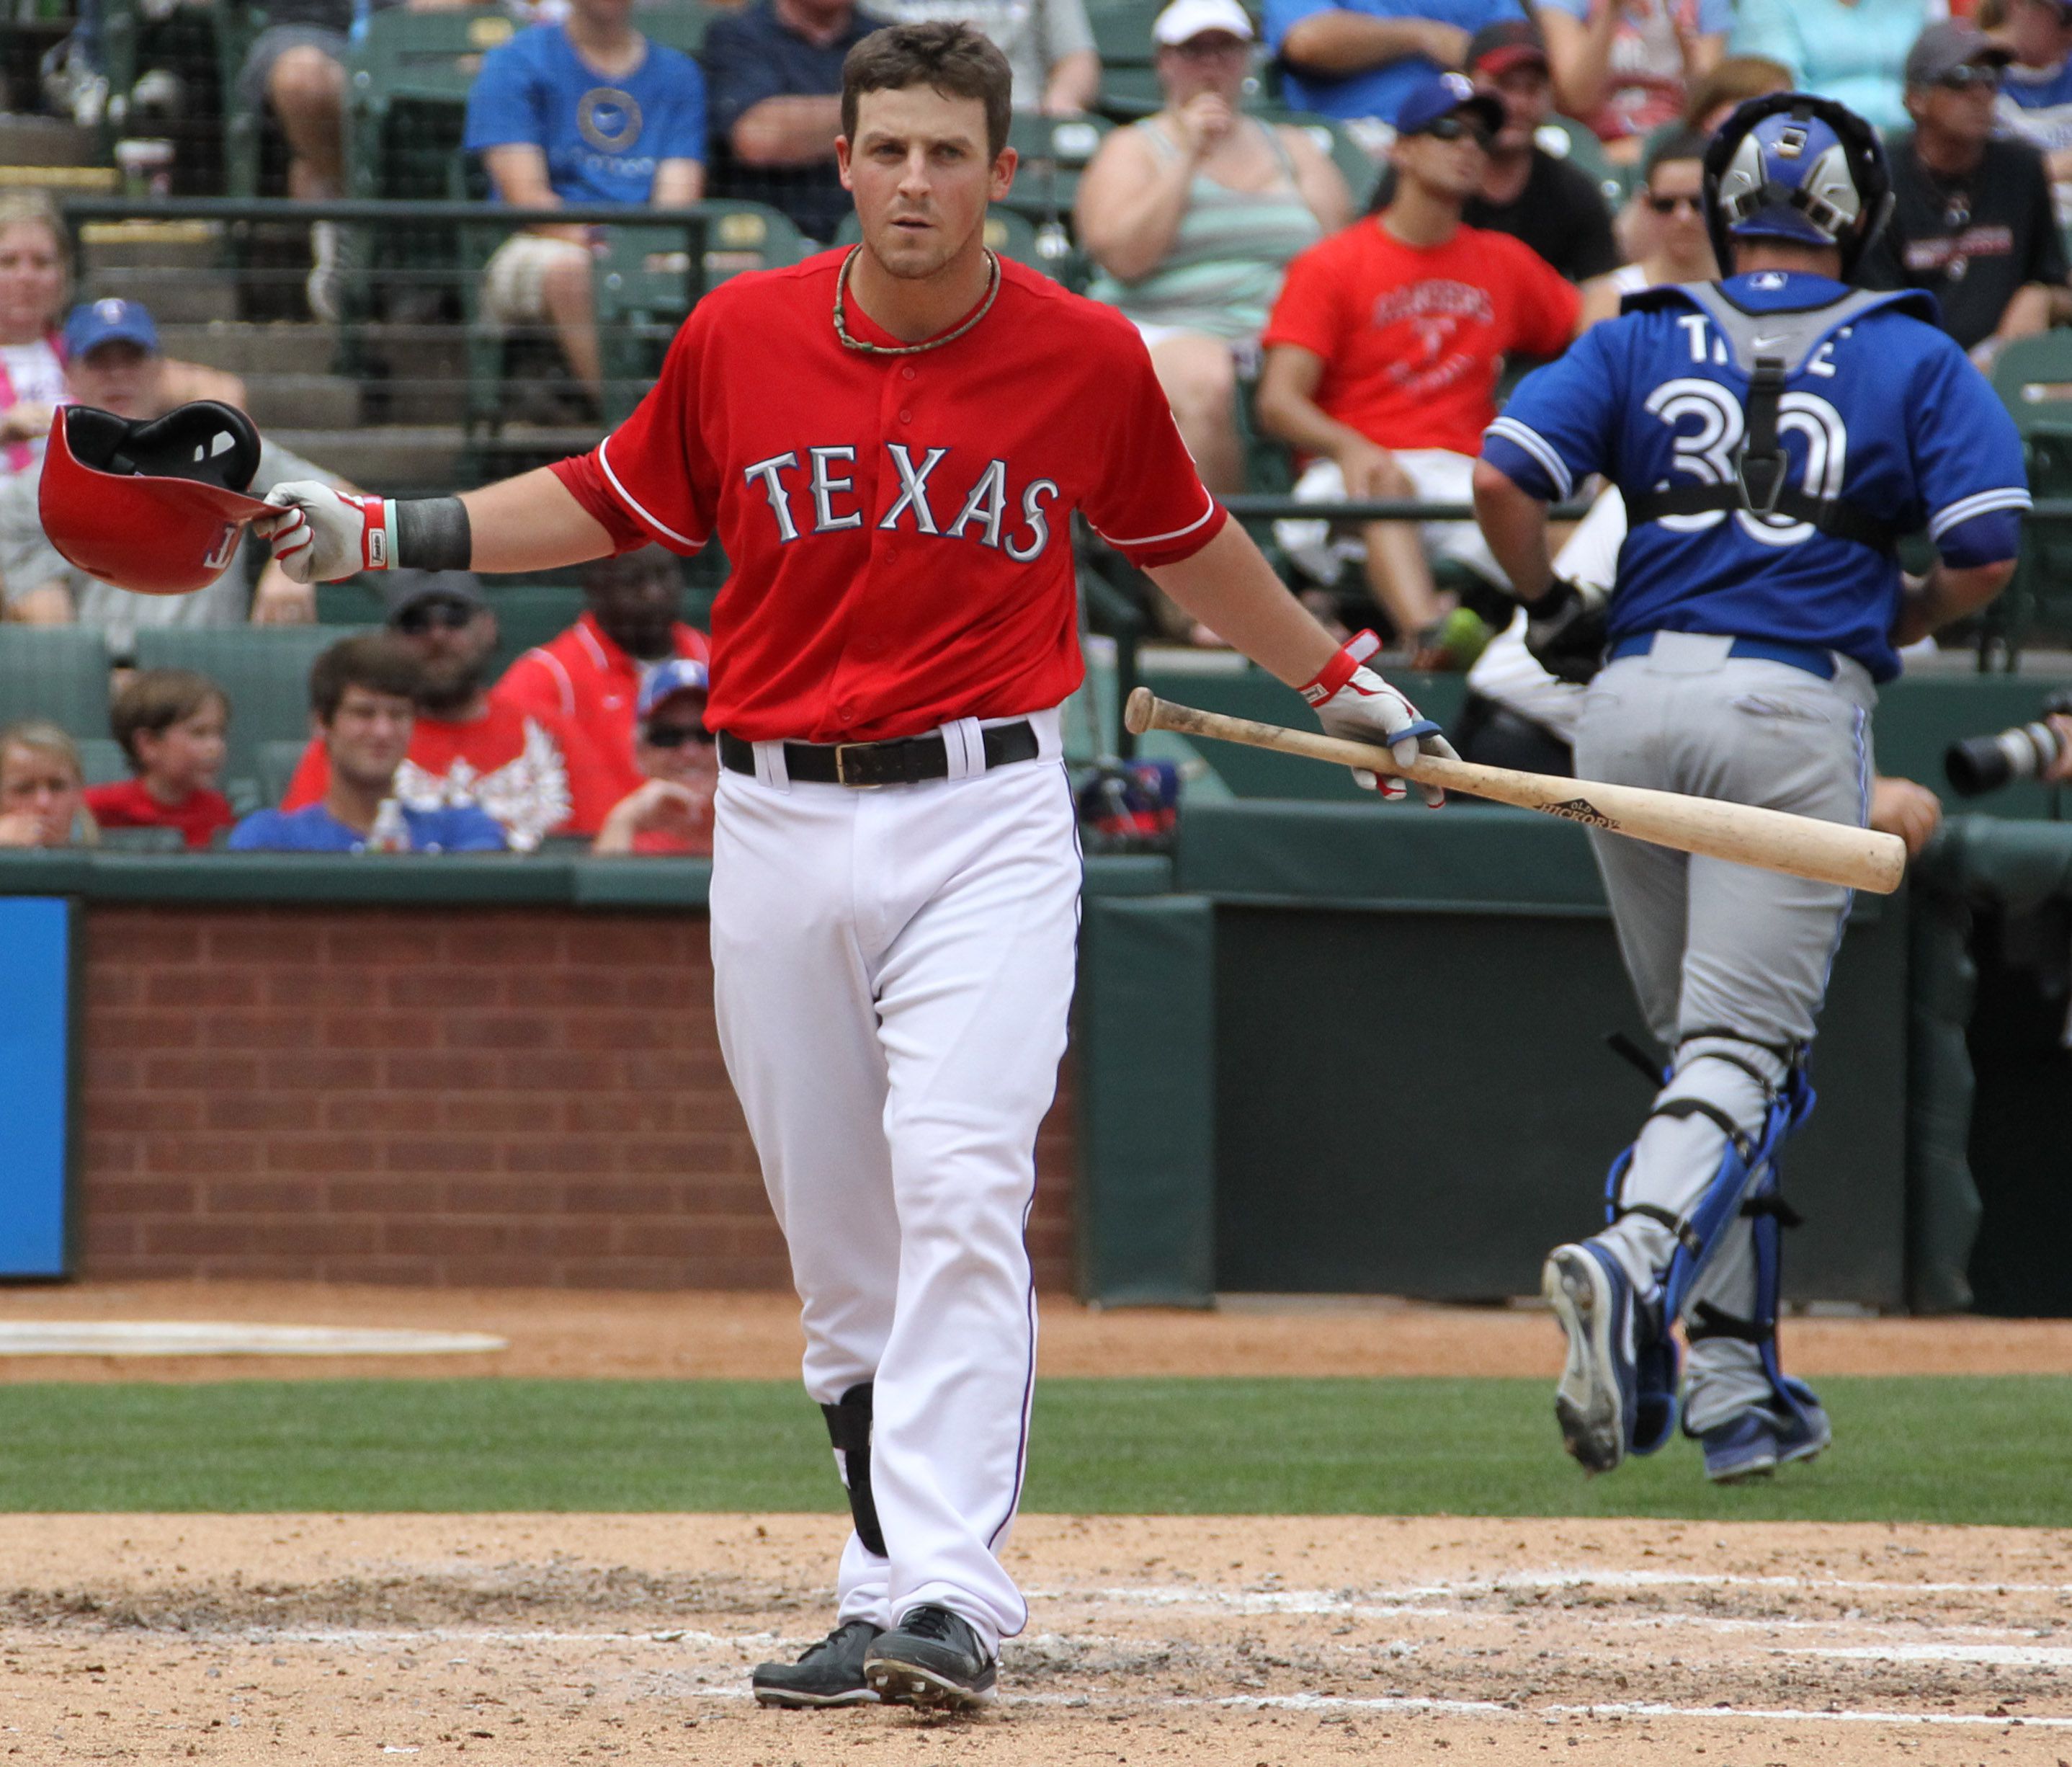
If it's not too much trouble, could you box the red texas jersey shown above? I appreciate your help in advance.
[553,251,1227,744]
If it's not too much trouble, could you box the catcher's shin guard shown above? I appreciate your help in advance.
[821,1381,888,1557]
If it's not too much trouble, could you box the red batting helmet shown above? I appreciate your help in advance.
[38,401,275,597]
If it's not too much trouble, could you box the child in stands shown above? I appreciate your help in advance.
[84,669,237,850]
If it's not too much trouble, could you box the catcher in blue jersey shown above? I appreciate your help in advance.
[1471,94,2028,1484]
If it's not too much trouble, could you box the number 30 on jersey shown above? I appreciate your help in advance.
[1643,376,1849,549]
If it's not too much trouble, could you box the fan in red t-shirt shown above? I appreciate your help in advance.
[279,571,619,849]
[83,668,238,850]
[492,545,712,806]
[1258,69,1582,659]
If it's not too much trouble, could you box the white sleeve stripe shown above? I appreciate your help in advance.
[1485,417,1573,501]
[1088,491,1218,548]
[597,433,707,551]
[1929,488,2032,539]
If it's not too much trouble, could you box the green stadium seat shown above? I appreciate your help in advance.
[130,626,358,793]
[218,1,273,200]
[485,582,587,677]
[634,0,721,57]
[1004,112,1112,223]
[1991,330,2072,660]
[0,628,111,739]
[97,824,187,853]
[1534,115,1627,210]
[76,738,129,788]
[256,737,311,809]
[1268,111,1383,213]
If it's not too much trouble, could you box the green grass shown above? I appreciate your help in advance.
[0,1377,2064,1525]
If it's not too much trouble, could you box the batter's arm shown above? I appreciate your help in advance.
[1144,518,1339,687]
[461,468,618,573]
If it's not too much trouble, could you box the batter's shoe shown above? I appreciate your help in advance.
[863,1605,996,1710]
[751,1619,883,1707]
[1544,1240,1647,1475]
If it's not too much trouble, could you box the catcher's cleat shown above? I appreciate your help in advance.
[751,1619,883,1707]
[1545,1240,1646,1475]
[863,1604,996,1710]
[1697,1394,1832,1485]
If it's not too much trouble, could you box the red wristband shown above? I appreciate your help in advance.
[355,496,392,570]
[1298,629,1383,707]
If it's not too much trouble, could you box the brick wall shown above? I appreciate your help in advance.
[79,905,1077,1290]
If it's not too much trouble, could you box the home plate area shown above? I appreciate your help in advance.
[2,1515,2065,1765]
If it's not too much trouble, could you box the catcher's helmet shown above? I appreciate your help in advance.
[1702,92,1893,280]
[38,400,274,597]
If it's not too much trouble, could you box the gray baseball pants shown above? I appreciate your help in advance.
[1573,631,1875,1430]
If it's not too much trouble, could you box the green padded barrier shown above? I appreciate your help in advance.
[133,627,361,792]
[1076,895,1216,1307]
[0,628,110,739]
[1906,863,1981,1313]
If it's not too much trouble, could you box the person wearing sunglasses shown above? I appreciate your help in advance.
[1577,126,1716,327]
[592,658,720,854]
[1859,22,2066,369]
[274,569,622,850]
[1259,68,1584,660]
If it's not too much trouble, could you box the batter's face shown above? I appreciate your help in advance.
[839,87,1016,282]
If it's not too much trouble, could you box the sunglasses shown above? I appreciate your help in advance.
[1937,63,2002,92]
[393,601,476,633]
[1419,114,1492,145]
[643,722,713,748]
[1646,192,1704,214]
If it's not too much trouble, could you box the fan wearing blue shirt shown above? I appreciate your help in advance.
[463,0,707,406]
[1268,0,1526,128]
[230,634,507,855]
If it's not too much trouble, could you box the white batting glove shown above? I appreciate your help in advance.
[1301,630,1460,807]
[256,481,395,583]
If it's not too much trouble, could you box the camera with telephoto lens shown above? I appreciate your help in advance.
[1944,688,2072,796]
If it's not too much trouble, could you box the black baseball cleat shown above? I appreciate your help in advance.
[862,1604,997,1710]
[751,1619,883,1708]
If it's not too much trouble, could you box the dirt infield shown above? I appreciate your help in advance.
[3,1513,2067,1764]
[3,1281,2071,1381]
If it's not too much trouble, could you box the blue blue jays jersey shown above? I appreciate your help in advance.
[1480,271,2029,682]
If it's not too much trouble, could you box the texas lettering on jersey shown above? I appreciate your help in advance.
[741,442,1060,560]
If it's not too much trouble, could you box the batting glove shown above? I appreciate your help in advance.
[256,482,395,583]
[1300,630,1459,807]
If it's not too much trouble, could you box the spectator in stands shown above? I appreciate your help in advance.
[592,659,719,855]
[83,669,237,851]
[1725,0,1929,132]
[1576,124,1714,324]
[1862,22,2066,367]
[1256,71,1581,652]
[1539,0,1729,159]
[873,0,1099,111]
[0,720,92,849]
[705,0,888,242]
[0,300,332,646]
[277,570,619,850]
[1364,20,1620,282]
[1076,0,1350,503]
[463,0,709,409]
[231,634,506,854]
[0,191,244,479]
[1996,0,2072,225]
[494,545,713,806]
[1267,0,1527,133]
[237,0,466,321]
[1679,53,1791,129]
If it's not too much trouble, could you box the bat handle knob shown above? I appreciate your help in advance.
[1123,686,1158,736]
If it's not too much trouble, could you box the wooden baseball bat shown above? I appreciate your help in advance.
[1123,687,1906,896]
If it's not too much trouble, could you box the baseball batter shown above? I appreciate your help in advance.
[1473,94,2027,1483]
[254,22,1454,1709]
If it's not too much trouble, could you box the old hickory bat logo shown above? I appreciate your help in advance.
[1541,796,1620,829]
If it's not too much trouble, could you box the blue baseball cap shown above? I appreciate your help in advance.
[638,658,710,719]
[1395,69,1505,141]
[63,298,160,360]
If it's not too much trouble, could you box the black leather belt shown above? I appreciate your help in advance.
[718,720,1040,787]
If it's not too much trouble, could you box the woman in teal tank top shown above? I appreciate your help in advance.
[1076,0,1350,495]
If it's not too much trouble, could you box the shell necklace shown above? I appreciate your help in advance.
[832,245,1001,356]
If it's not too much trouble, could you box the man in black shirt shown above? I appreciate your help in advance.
[1370,19,1618,283]
[704,0,888,243]
[1862,20,2068,368]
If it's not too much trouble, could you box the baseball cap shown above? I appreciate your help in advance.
[637,657,710,719]
[62,298,159,360]
[381,569,488,624]
[1465,17,1548,79]
[1903,20,2011,86]
[1152,0,1253,45]
[1396,69,1506,140]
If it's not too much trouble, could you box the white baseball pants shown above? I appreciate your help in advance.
[708,713,1079,1653]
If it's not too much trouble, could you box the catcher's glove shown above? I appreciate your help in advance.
[1523,577,1609,685]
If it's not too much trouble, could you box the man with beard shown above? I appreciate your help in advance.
[494,544,713,803]
[277,569,619,847]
